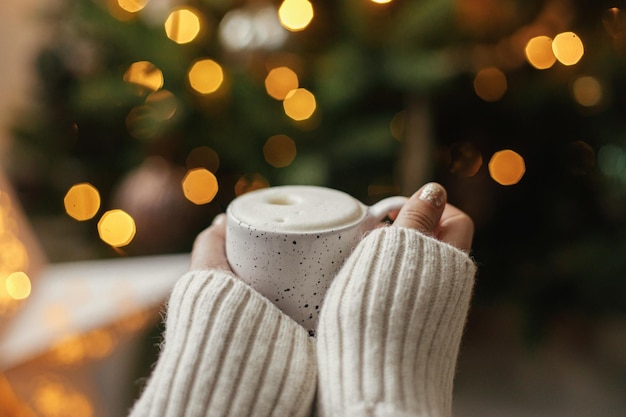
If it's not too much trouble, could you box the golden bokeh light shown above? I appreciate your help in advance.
[146,89,178,120]
[525,35,556,69]
[234,174,270,196]
[165,7,202,44]
[265,67,299,100]
[283,88,316,121]
[64,183,101,221]
[474,67,507,102]
[371,0,393,3]
[97,209,136,247]
[182,168,219,205]
[489,149,526,185]
[5,271,31,300]
[552,32,584,66]
[278,0,314,32]
[188,59,224,95]
[264,135,297,167]
[186,146,220,172]
[123,61,164,91]
[32,377,93,417]
[117,0,148,13]
[450,142,483,177]
[572,75,603,107]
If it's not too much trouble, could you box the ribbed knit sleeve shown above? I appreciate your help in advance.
[129,269,317,417]
[316,227,476,417]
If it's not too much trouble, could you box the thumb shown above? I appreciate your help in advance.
[393,182,447,234]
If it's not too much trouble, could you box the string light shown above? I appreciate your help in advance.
[165,7,203,44]
[188,59,224,94]
[117,0,148,14]
[182,168,219,205]
[123,61,164,91]
[265,67,299,100]
[97,209,136,247]
[474,67,507,102]
[278,0,314,32]
[263,135,297,167]
[552,32,584,66]
[525,35,556,69]
[5,272,31,300]
[64,183,101,221]
[489,149,526,185]
[283,88,316,120]
[572,75,603,107]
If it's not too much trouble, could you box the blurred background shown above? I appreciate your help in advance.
[1,0,625,416]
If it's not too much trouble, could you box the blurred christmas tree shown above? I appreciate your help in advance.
[7,0,626,334]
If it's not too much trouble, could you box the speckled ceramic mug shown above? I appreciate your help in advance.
[225,185,406,332]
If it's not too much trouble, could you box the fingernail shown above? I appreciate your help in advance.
[212,213,226,226]
[418,183,446,209]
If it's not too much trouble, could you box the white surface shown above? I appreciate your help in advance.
[0,253,189,370]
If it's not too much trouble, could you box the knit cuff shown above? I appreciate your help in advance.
[129,269,317,417]
[316,227,476,417]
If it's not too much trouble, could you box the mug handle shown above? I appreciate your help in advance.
[365,196,408,227]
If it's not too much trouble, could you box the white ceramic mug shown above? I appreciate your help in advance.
[225,185,406,333]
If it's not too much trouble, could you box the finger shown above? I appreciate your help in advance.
[393,182,447,234]
[436,204,475,252]
[189,214,232,272]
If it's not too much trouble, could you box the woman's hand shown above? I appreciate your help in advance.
[392,182,474,252]
[189,214,232,272]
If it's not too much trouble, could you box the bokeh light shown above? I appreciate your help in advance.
[489,149,526,185]
[234,174,269,196]
[525,35,557,69]
[117,0,148,13]
[182,168,219,205]
[263,134,297,167]
[186,146,220,172]
[188,59,224,94]
[32,377,93,417]
[572,75,603,107]
[64,183,101,221]
[283,88,316,120]
[449,142,483,177]
[552,32,584,66]
[5,272,31,300]
[278,0,314,32]
[474,67,507,102]
[219,6,287,51]
[123,61,164,91]
[97,209,136,247]
[265,66,299,100]
[145,89,178,120]
[165,7,202,44]
[371,0,393,3]
[597,144,626,176]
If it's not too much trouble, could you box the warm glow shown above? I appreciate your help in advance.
[552,32,584,66]
[146,89,178,120]
[117,0,148,13]
[32,378,94,417]
[64,183,101,221]
[182,168,219,205]
[97,209,136,247]
[450,142,483,177]
[123,61,164,91]
[188,59,224,94]
[489,150,526,185]
[264,135,297,167]
[572,76,603,107]
[283,88,316,121]
[186,146,220,172]
[525,36,556,69]
[265,67,299,100]
[278,0,314,32]
[5,272,31,300]
[371,0,393,3]
[165,7,202,44]
[474,67,507,102]
[234,174,269,196]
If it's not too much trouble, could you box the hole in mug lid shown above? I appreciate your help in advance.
[266,195,297,205]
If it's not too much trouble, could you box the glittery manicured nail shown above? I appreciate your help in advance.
[418,183,446,209]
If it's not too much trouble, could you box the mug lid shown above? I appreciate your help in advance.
[228,185,364,232]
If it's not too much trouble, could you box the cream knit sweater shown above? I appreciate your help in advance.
[129,227,476,417]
